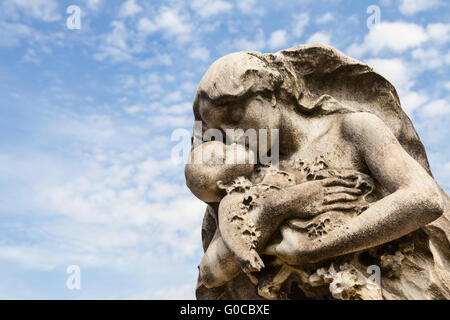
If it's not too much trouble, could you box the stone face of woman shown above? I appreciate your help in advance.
[199,93,282,150]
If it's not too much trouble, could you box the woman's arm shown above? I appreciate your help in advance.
[275,112,444,264]
[200,179,364,287]
[245,178,364,245]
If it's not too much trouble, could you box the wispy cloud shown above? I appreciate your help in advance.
[347,22,429,56]
[137,6,193,41]
[1,0,61,22]
[119,0,142,18]
[399,0,443,16]
[306,31,331,45]
[191,0,233,18]
[269,29,287,49]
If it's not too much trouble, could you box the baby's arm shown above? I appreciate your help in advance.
[200,190,268,288]
[198,185,298,288]
[199,227,241,288]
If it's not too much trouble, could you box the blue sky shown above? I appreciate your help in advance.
[0,0,448,299]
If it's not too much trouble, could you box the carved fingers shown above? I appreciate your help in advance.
[294,177,366,217]
[321,202,363,213]
[319,177,367,212]
[320,177,357,188]
[324,186,363,196]
[324,193,359,204]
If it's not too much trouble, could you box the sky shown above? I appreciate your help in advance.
[0,0,448,299]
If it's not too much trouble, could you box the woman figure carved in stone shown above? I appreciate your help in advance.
[185,45,450,300]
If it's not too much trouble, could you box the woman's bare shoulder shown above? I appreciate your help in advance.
[341,112,397,145]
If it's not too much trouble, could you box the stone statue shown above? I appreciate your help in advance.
[185,44,450,300]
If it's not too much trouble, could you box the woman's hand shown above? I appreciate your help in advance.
[302,177,364,217]
[266,176,365,220]
[263,176,369,265]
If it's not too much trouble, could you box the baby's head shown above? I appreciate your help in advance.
[185,141,255,203]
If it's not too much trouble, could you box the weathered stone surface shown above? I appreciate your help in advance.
[185,44,450,300]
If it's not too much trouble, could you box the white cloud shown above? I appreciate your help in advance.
[0,246,57,271]
[2,0,61,22]
[84,0,102,10]
[269,29,287,49]
[137,18,157,33]
[165,74,176,82]
[234,29,266,51]
[94,21,134,62]
[56,114,116,143]
[438,161,450,191]
[119,0,142,18]
[147,283,196,299]
[147,182,187,201]
[347,22,428,57]
[411,48,446,70]
[426,152,450,192]
[137,7,193,41]
[162,102,192,115]
[292,13,310,37]
[421,99,450,117]
[124,105,146,115]
[316,12,334,24]
[26,145,205,269]
[124,101,192,116]
[399,0,442,15]
[181,82,197,93]
[426,23,450,44]
[0,21,32,47]
[236,0,265,15]
[191,0,233,18]
[134,54,173,69]
[401,91,429,115]
[0,103,205,275]
[148,114,193,128]
[158,54,173,66]
[126,282,196,299]
[306,32,331,45]
[105,21,129,50]
[0,21,65,54]
[164,91,184,103]
[189,47,211,61]
[22,48,41,64]
[115,72,166,97]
